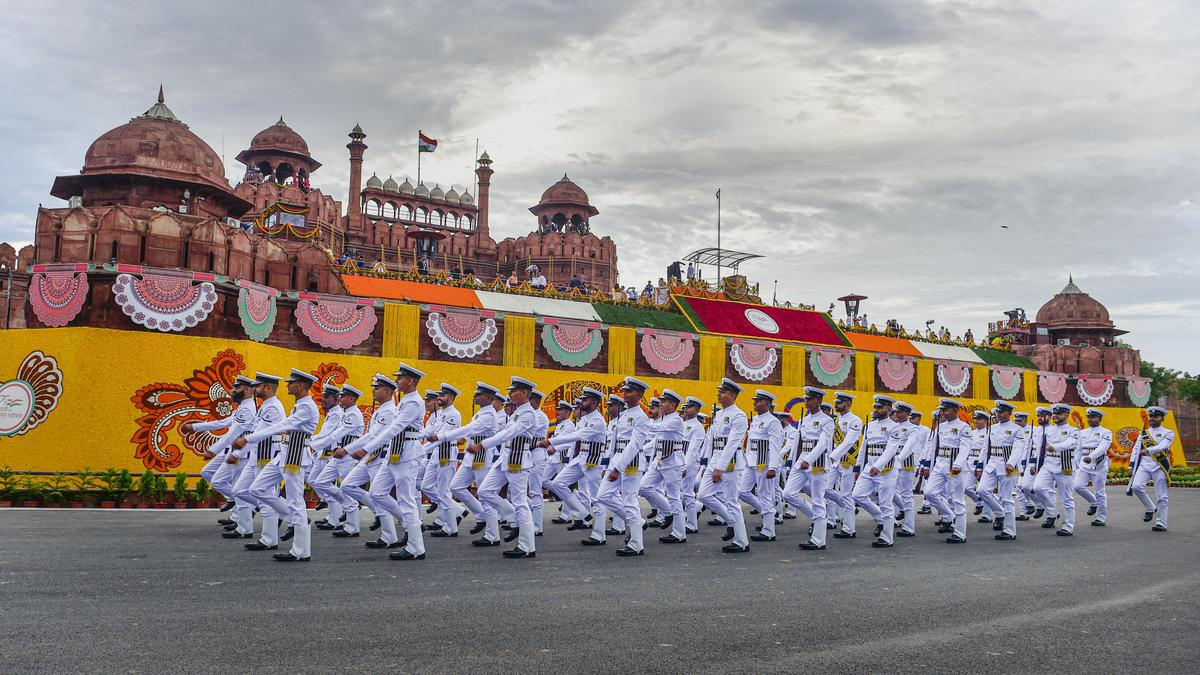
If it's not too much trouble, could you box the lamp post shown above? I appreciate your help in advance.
[836,293,867,323]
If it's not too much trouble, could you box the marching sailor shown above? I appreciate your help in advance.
[429,382,504,540]
[592,394,629,539]
[744,390,783,542]
[419,384,464,536]
[853,400,915,547]
[920,398,973,544]
[593,377,653,556]
[966,410,992,522]
[680,397,708,534]
[697,378,752,553]
[527,389,551,537]
[335,374,401,546]
[638,389,689,544]
[774,409,799,522]
[541,388,609,532]
[226,373,287,545]
[828,392,863,539]
[467,376,542,558]
[546,399,577,524]
[893,408,927,537]
[416,390,442,521]
[1127,406,1174,532]
[237,369,320,562]
[368,364,428,560]
[781,386,836,551]
[1016,407,1052,521]
[183,375,257,529]
[305,384,345,523]
[1033,403,1080,536]
[311,385,365,531]
[975,401,1024,540]
[1074,408,1113,527]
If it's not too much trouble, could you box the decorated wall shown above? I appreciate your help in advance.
[0,327,1184,474]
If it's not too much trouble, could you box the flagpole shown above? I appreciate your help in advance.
[417,130,422,187]
[716,188,722,291]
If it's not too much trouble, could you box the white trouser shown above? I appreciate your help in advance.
[697,468,748,546]
[251,456,308,527]
[477,462,519,543]
[1018,464,1046,510]
[1033,463,1075,532]
[640,462,685,538]
[852,469,897,543]
[1131,460,1169,528]
[529,454,547,533]
[735,465,769,520]
[479,466,535,552]
[449,462,489,523]
[371,458,424,555]
[1073,459,1109,522]
[892,469,916,532]
[924,458,966,538]
[545,460,592,521]
[782,467,826,546]
[977,459,1018,536]
[595,472,645,550]
[312,455,357,525]
[306,456,328,491]
[204,454,241,502]
[234,461,279,536]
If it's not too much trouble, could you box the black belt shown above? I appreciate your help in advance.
[387,427,421,464]
[509,436,538,469]
[284,431,313,469]
[865,443,887,457]
[800,439,825,469]
[582,441,606,467]
[987,445,1012,462]
[656,440,686,458]
[255,438,273,463]
[437,441,454,465]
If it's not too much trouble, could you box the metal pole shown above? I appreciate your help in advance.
[417,130,422,186]
[716,188,722,290]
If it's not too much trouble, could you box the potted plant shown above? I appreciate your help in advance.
[71,468,99,508]
[115,469,133,507]
[173,472,190,508]
[154,474,169,508]
[45,472,72,508]
[98,468,119,508]
[0,466,15,508]
[18,475,45,507]
[194,478,211,509]
[44,489,66,508]
[137,470,156,508]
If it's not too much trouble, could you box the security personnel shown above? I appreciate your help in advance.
[336,374,401,546]
[828,392,863,539]
[854,400,915,547]
[311,385,364,531]
[369,364,428,560]
[635,389,687,544]
[594,377,653,556]
[226,373,287,545]
[697,378,751,553]
[1128,406,1174,531]
[184,375,257,529]
[541,388,609,532]
[468,376,542,558]
[680,397,708,535]
[782,386,836,550]
[1016,407,1052,520]
[976,401,1024,540]
[430,382,504,540]
[1074,408,1113,527]
[893,408,927,537]
[744,390,782,542]
[1033,403,1080,536]
[237,369,320,562]
[920,398,974,543]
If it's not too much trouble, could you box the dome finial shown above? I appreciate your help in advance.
[158,84,164,104]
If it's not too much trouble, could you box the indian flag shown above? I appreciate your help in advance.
[418,132,438,153]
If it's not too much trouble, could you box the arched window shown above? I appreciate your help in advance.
[416,206,429,223]
[463,214,474,230]
[383,202,398,219]
[400,204,414,221]
[365,199,383,217]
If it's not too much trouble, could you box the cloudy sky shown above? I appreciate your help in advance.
[1,1,1197,370]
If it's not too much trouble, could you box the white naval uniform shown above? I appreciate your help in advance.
[852,419,913,544]
[1018,423,1050,512]
[310,404,365,527]
[963,426,988,518]
[341,400,398,540]
[1073,424,1113,524]
[976,420,1025,537]
[245,396,320,558]
[1033,423,1080,532]
[304,405,343,523]
[696,405,751,547]
[775,419,799,517]
[545,411,608,524]
[781,410,835,547]
[594,405,653,551]
[419,404,465,533]
[528,408,551,534]
[544,416,574,489]
[368,391,428,556]
[740,412,782,537]
[921,416,974,540]
[681,416,709,530]
[193,397,257,504]
[1130,425,1174,529]
[638,412,688,540]
[892,422,928,535]
[442,403,505,537]
[827,412,863,535]
[231,395,286,539]
[477,402,542,554]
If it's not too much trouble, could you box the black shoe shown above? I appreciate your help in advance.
[749,533,776,542]
[472,538,500,547]
[280,527,294,542]
[894,510,905,522]
[501,522,513,531]
[750,509,760,515]
[219,501,235,512]
[421,523,439,532]
[1151,524,1167,532]
[616,546,644,556]
[331,529,359,538]
[389,550,425,560]
[469,522,487,535]
[364,539,400,549]
[222,523,239,532]
[369,516,381,531]
[1016,514,1029,521]
[551,516,570,525]
[1025,505,1036,515]
[945,535,966,544]
[1143,510,1155,523]
[429,529,457,538]
[722,543,750,553]
[503,527,519,543]
[660,515,674,530]
[272,552,310,562]
[315,521,337,530]
[995,532,1016,541]
[1091,519,1105,527]
[605,528,625,536]
[580,537,606,546]
[1087,505,1097,516]
[833,531,856,539]
[566,520,590,531]
[896,530,916,537]
[874,524,883,538]
[1041,517,1057,529]
[871,539,893,548]
[502,547,535,558]
[706,518,725,527]
[1033,508,1045,519]
[918,506,932,515]
[721,527,734,542]
[647,508,658,520]
[535,531,543,537]
[659,534,686,544]
[221,531,251,539]
[992,520,1004,531]
[217,518,235,526]
[426,504,438,514]
[798,541,825,550]
[686,527,699,534]
[782,513,797,520]
[1055,529,1072,537]
[397,535,408,548]
[244,542,277,551]
[937,524,953,534]
[826,522,835,530]
[314,501,327,511]
[978,516,992,524]
[974,505,984,515]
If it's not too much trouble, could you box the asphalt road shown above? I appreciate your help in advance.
[1,490,1197,674]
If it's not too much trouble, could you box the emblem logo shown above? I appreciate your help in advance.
[743,308,780,334]
[0,380,35,436]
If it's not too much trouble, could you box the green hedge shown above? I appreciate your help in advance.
[592,303,695,331]
[972,347,1035,369]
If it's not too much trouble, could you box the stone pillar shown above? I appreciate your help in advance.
[474,153,493,243]
[346,125,367,234]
